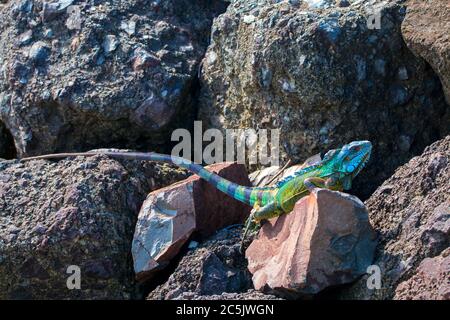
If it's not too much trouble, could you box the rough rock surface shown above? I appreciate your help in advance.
[0,0,228,157]
[0,154,187,299]
[147,227,254,300]
[246,189,376,298]
[199,0,449,199]
[394,248,450,300]
[339,136,450,300]
[402,0,450,104]
[133,162,252,281]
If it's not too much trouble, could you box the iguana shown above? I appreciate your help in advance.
[20,140,372,245]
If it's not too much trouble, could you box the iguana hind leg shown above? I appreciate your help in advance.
[240,201,282,252]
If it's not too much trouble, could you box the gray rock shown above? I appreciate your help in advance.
[0,0,228,157]
[103,35,119,54]
[18,30,33,46]
[0,154,188,299]
[29,41,50,65]
[339,136,450,299]
[147,227,254,300]
[42,0,74,22]
[402,0,450,104]
[199,0,449,199]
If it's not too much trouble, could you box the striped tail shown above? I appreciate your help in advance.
[119,152,274,207]
[21,151,275,206]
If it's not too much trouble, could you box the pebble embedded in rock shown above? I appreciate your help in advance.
[18,30,33,46]
[29,41,50,65]
[103,35,119,54]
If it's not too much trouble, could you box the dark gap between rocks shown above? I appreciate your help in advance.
[0,121,17,159]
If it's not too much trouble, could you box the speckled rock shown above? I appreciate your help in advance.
[394,248,450,300]
[147,227,254,300]
[0,0,228,157]
[199,0,449,199]
[0,154,187,299]
[402,0,450,104]
[339,136,450,300]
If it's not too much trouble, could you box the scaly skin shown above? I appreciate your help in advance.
[20,141,372,244]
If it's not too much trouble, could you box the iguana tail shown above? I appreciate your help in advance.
[21,151,274,207]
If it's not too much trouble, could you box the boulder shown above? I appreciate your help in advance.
[402,0,450,104]
[0,154,187,299]
[394,248,450,300]
[339,136,450,299]
[147,226,253,300]
[199,0,449,199]
[133,162,252,281]
[0,0,228,157]
[246,189,377,298]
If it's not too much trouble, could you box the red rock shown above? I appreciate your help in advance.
[132,162,251,281]
[394,248,450,300]
[246,189,377,297]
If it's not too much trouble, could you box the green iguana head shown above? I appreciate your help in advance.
[323,140,372,190]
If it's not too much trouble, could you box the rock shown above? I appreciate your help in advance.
[131,48,160,71]
[147,227,253,300]
[103,35,119,54]
[120,20,136,36]
[199,0,449,199]
[246,189,377,298]
[130,91,174,131]
[0,0,228,157]
[133,162,251,281]
[339,136,450,300]
[402,0,450,104]
[0,154,188,299]
[394,248,450,300]
[41,0,75,22]
[18,30,33,46]
[29,41,50,65]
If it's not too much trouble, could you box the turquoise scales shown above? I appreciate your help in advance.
[20,140,372,225]
[22,150,275,206]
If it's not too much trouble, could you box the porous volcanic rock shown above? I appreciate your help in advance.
[394,248,450,300]
[147,227,254,300]
[0,154,187,299]
[339,136,450,300]
[133,162,252,281]
[246,189,376,298]
[0,0,228,157]
[402,0,450,104]
[199,0,449,199]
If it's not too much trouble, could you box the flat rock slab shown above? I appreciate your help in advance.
[246,189,377,298]
[132,162,251,281]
